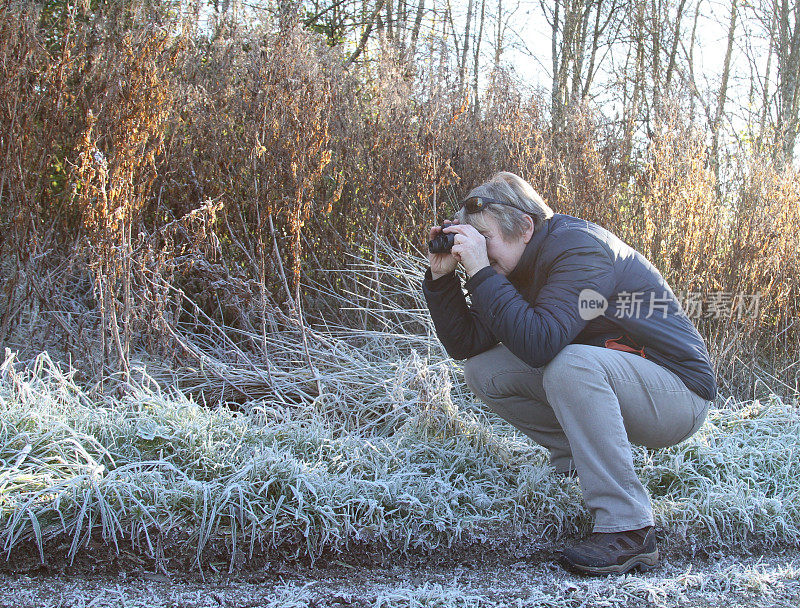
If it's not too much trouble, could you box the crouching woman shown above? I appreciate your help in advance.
[421,171,715,575]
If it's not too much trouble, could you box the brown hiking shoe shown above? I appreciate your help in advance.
[558,526,659,575]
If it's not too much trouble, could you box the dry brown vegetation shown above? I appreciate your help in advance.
[0,1,798,401]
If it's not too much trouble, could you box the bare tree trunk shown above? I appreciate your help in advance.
[472,0,486,111]
[650,0,663,106]
[664,0,688,90]
[494,0,504,69]
[581,1,602,98]
[459,0,475,94]
[549,0,563,130]
[345,0,388,66]
[757,8,776,152]
[623,1,646,168]
[776,0,800,163]
[558,1,577,111]
[439,3,453,86]
[571,0,592,101]
[376,0,385,41]
[410,0,425,51]
[386,0,394,43]
[711,0,738,183]
[686,0,701,122]
[446,0,463,74]
[398,0,408,49]
[551,1,615,125]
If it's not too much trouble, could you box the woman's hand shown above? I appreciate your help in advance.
[427,221,460,279]
[446,224,491,277]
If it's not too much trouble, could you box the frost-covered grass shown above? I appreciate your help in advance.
[365,556,800,607]
[1,347,799,570]
[0,350,584,567]
[1,552,798,607]
[1,247,799,571]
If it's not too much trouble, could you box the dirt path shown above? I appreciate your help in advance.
[2,546,799,607]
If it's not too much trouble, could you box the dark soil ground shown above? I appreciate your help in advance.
[2,539,798,607]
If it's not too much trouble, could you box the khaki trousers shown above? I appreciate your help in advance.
[463,343,711,533]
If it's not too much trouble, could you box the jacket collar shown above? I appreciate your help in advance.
[507,213,559,287]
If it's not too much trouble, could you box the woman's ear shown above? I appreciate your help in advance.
[522,215,536,244]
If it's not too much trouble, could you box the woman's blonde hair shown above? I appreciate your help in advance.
[454,172,554,240]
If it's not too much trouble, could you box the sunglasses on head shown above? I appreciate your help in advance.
[462,196,527,215]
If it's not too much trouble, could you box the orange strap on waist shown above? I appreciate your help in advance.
[604,335,647,358]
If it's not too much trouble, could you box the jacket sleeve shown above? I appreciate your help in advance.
[421,268,499,360]
[463,234,616,369]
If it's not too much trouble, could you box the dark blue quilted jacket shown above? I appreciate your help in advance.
[422,212,717,401]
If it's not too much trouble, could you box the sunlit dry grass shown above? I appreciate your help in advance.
[1,1,798,403]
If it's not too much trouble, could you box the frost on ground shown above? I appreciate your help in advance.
[2,348,800,606]
[2,350,799,570]
[1,549,799,607]
[2,250,800,605]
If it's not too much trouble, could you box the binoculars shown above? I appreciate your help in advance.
[428,222,455,254]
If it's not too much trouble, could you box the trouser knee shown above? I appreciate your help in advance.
[463,353,492,402]
[541,344,601,407]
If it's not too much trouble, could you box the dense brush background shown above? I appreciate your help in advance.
[1,0,799,573]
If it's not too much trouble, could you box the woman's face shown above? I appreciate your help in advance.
[473,213,533,276]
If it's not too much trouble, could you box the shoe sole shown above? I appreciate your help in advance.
[558,548,659,576]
